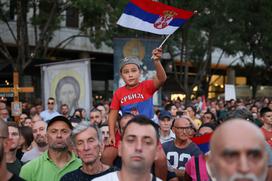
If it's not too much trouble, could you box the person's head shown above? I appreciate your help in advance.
[29,107,38,118]
[99,123,109,144]
[0,108,9,121]
[23,117,32,127]
[18,126,33,149]
[55,76,80,113]
[224,107,254,123]
[35,104,43,114]
[172,116,195,141]
[71,121,103,165]
[250,105,259,119]
[260,107,272,127]
[119,115,159,173]
[90,108,102,126]
[0,120,10,155]
[7,122,20,152]
[60,104,70,116]
[118,113,135,134]
[198,123,216,136]
[202,111,216,124]
[185,106,196,118]
[47,97,56,111]
[31,114,42,127]
[158,110,173,133]
[72,108,85,119]
[19,113,28,126]
[96,104,107,122]
[46,116,73,152]
[165,103,178,118]
[119,56,141,88]
[32,121,48,148]
[208,119,268,181]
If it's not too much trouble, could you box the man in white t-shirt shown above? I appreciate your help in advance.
[40,97,60,122]
[93,115,162,181]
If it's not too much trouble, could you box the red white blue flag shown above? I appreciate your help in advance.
[117,0,194,35]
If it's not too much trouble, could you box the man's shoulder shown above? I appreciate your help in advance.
[60,168,82,181]
[21,152,45,169]
[21,147,40,161]
[162,140,175,151]
[92,171,118,181]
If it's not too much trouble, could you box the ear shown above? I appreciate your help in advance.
[154,144,160,161]
[117,141,122,157]
[206,153,215,179]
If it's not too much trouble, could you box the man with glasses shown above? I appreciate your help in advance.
[163,116,201,180]
[20,116,81,181]
[40,97,60,122]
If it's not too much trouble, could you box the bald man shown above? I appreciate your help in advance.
[21,121,48,163]
[207,119,268,181]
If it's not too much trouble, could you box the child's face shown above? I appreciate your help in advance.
[121,64,141,87]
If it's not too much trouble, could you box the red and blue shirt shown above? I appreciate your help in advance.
[110,80,157,119]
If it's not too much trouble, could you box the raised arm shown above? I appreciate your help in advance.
[152,47,167,89]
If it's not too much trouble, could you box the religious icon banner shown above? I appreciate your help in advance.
[41,59,92,115]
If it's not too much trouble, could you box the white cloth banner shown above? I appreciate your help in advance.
[225,84,236,101]
[41,59,92,115]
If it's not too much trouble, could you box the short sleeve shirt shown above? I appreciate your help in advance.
[20,151,82,181]
[60,167,117,181]
[163,140,202,170]
[110,80,157,119]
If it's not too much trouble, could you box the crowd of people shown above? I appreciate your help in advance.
[0,47,272,181]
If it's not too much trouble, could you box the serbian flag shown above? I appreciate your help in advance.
[117,0,194,35]
[191,133,212,154]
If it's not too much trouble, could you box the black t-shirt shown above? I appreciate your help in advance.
[7,159,23,176]
[163,140,202,170]
[60,166,117,181]
[9,174,25,181]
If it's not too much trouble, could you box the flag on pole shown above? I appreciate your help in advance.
[117,0,194,35]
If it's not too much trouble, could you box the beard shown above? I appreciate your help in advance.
[36,141,47,148]
[49,142,69,152]
[35,136,47,148]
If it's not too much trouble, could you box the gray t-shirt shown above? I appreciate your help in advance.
[21,147,45,163]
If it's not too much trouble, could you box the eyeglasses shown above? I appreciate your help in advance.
[174,126,193,132]
[48,102,54,105]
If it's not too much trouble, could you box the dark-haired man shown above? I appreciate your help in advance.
[260,107,272,147]
[20,116,81,181]
[93,115,162,181]
[0,120,25,181]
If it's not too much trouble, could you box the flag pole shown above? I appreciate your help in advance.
[159,34,172,48]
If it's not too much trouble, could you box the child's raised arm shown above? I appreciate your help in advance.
[152,47,167,89]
